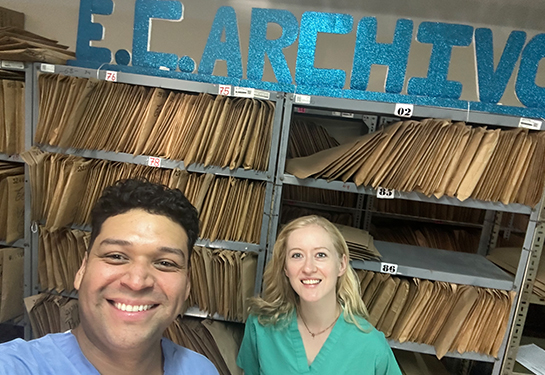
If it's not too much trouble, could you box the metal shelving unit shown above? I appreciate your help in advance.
[29,63,285,311]
[269,93,545,373]
[0,60,34,339]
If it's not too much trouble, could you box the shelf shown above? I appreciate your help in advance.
[387,339,496,363]
[283,199,361,214]
[351,241,514,290]
[529,293,545,306]
[42,64,282,103]
[0,238,25,248]
[282,175,533,215]
[40,145,271,181]
[369,211,483,229]
[195,239,261,253]
[183,306,243,323]
[290,94,537,129]
[0,153,24,163]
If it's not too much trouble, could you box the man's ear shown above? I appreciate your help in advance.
[74,252,89,291]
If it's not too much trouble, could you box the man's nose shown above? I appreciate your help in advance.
[120,262,155,290]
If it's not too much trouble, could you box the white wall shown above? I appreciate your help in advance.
[3,0,544,106]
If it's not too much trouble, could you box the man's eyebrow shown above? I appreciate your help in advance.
[100,238,132,247]
[158,246,186,260]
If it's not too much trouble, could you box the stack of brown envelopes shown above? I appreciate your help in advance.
[0,247,24,323]
[165,316,244,375]
[487,247,545,298]
[356,270,514,359]
[0,27,75,64]
[286,119,545,206]
[35,74,275,171]
[189,247,257,322]
[38,226,88,293]
[334,224,381,261]
[0,162,24,243]
[22,149,266,243]
[0,79,24,154]
[287,119,339,158]
[372,224,480,253]
[374,199,485,224]
[283,185,357,208]
[24,294,80,338]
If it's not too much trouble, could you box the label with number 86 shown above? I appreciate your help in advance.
[380,262,398,275]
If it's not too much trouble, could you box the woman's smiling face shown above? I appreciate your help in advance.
[284,224,347,305]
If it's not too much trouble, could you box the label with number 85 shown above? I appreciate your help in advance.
[380,262,398,275]
[376,187,395,199]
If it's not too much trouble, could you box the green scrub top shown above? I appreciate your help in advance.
[237,311,402,375]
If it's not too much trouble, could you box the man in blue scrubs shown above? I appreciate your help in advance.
[0,179,219,375]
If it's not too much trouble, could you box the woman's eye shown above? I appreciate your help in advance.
[316,252,327,258]
[291,253,302,258]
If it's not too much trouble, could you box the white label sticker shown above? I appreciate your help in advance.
[148,156,162,168]
[218,85,231,96]
[253,89,270,100]
[105,71,118,82]
[294,94,311,104]
[394,103,414,118]
[380,263,398,275]
[376,187,395,199]
[342,112,354,118]
[1,61,24,70]
[519,117,542,130]
[233,87,254,98]
[332,111,341,116]
[40,63,55,73]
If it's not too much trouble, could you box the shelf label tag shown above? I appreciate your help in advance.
[376,187,395,199]
[233,86,254,98]
[295,94,311,104]
[332,111,341,116]
[253,89,270,100]
[105,71,118,82]
[1,61,24,70]
[40,63,55,73]
[297,107,306,113]
[218,85,231,96]
[342,112,354,118]
[381,262,398,275]
[394,103,414,118]
[519,117,542,130]
[148,156,161,168]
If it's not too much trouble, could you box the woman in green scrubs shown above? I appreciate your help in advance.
[237,215,402,375]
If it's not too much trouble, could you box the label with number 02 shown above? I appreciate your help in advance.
[394,103,413,118]
[380,263,398,275]
[376,187,395,199]
[148,156,161,168]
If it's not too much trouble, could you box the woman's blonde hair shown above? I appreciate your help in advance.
[249,215,370,330]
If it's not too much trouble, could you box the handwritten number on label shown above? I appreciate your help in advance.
[148,156,161,168]
[105,71,118,82]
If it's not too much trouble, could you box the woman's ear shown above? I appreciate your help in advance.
[338,254,347,277]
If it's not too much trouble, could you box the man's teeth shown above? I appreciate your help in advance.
[114,302,154,312]
[302,279,320,285]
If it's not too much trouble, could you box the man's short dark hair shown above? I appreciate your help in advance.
[89,179,199,258]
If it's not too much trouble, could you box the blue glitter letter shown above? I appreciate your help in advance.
[247,8,298,84]
[475,28,526,104]
[198,6,243,79]
[351,17,413,93]
[296,12,353,89]
[516,33,545,108]
[407,22,473,99]
[75,0,113,64]
[132,0,182,70]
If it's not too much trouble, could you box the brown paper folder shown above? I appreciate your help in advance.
[0,247,24,322]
